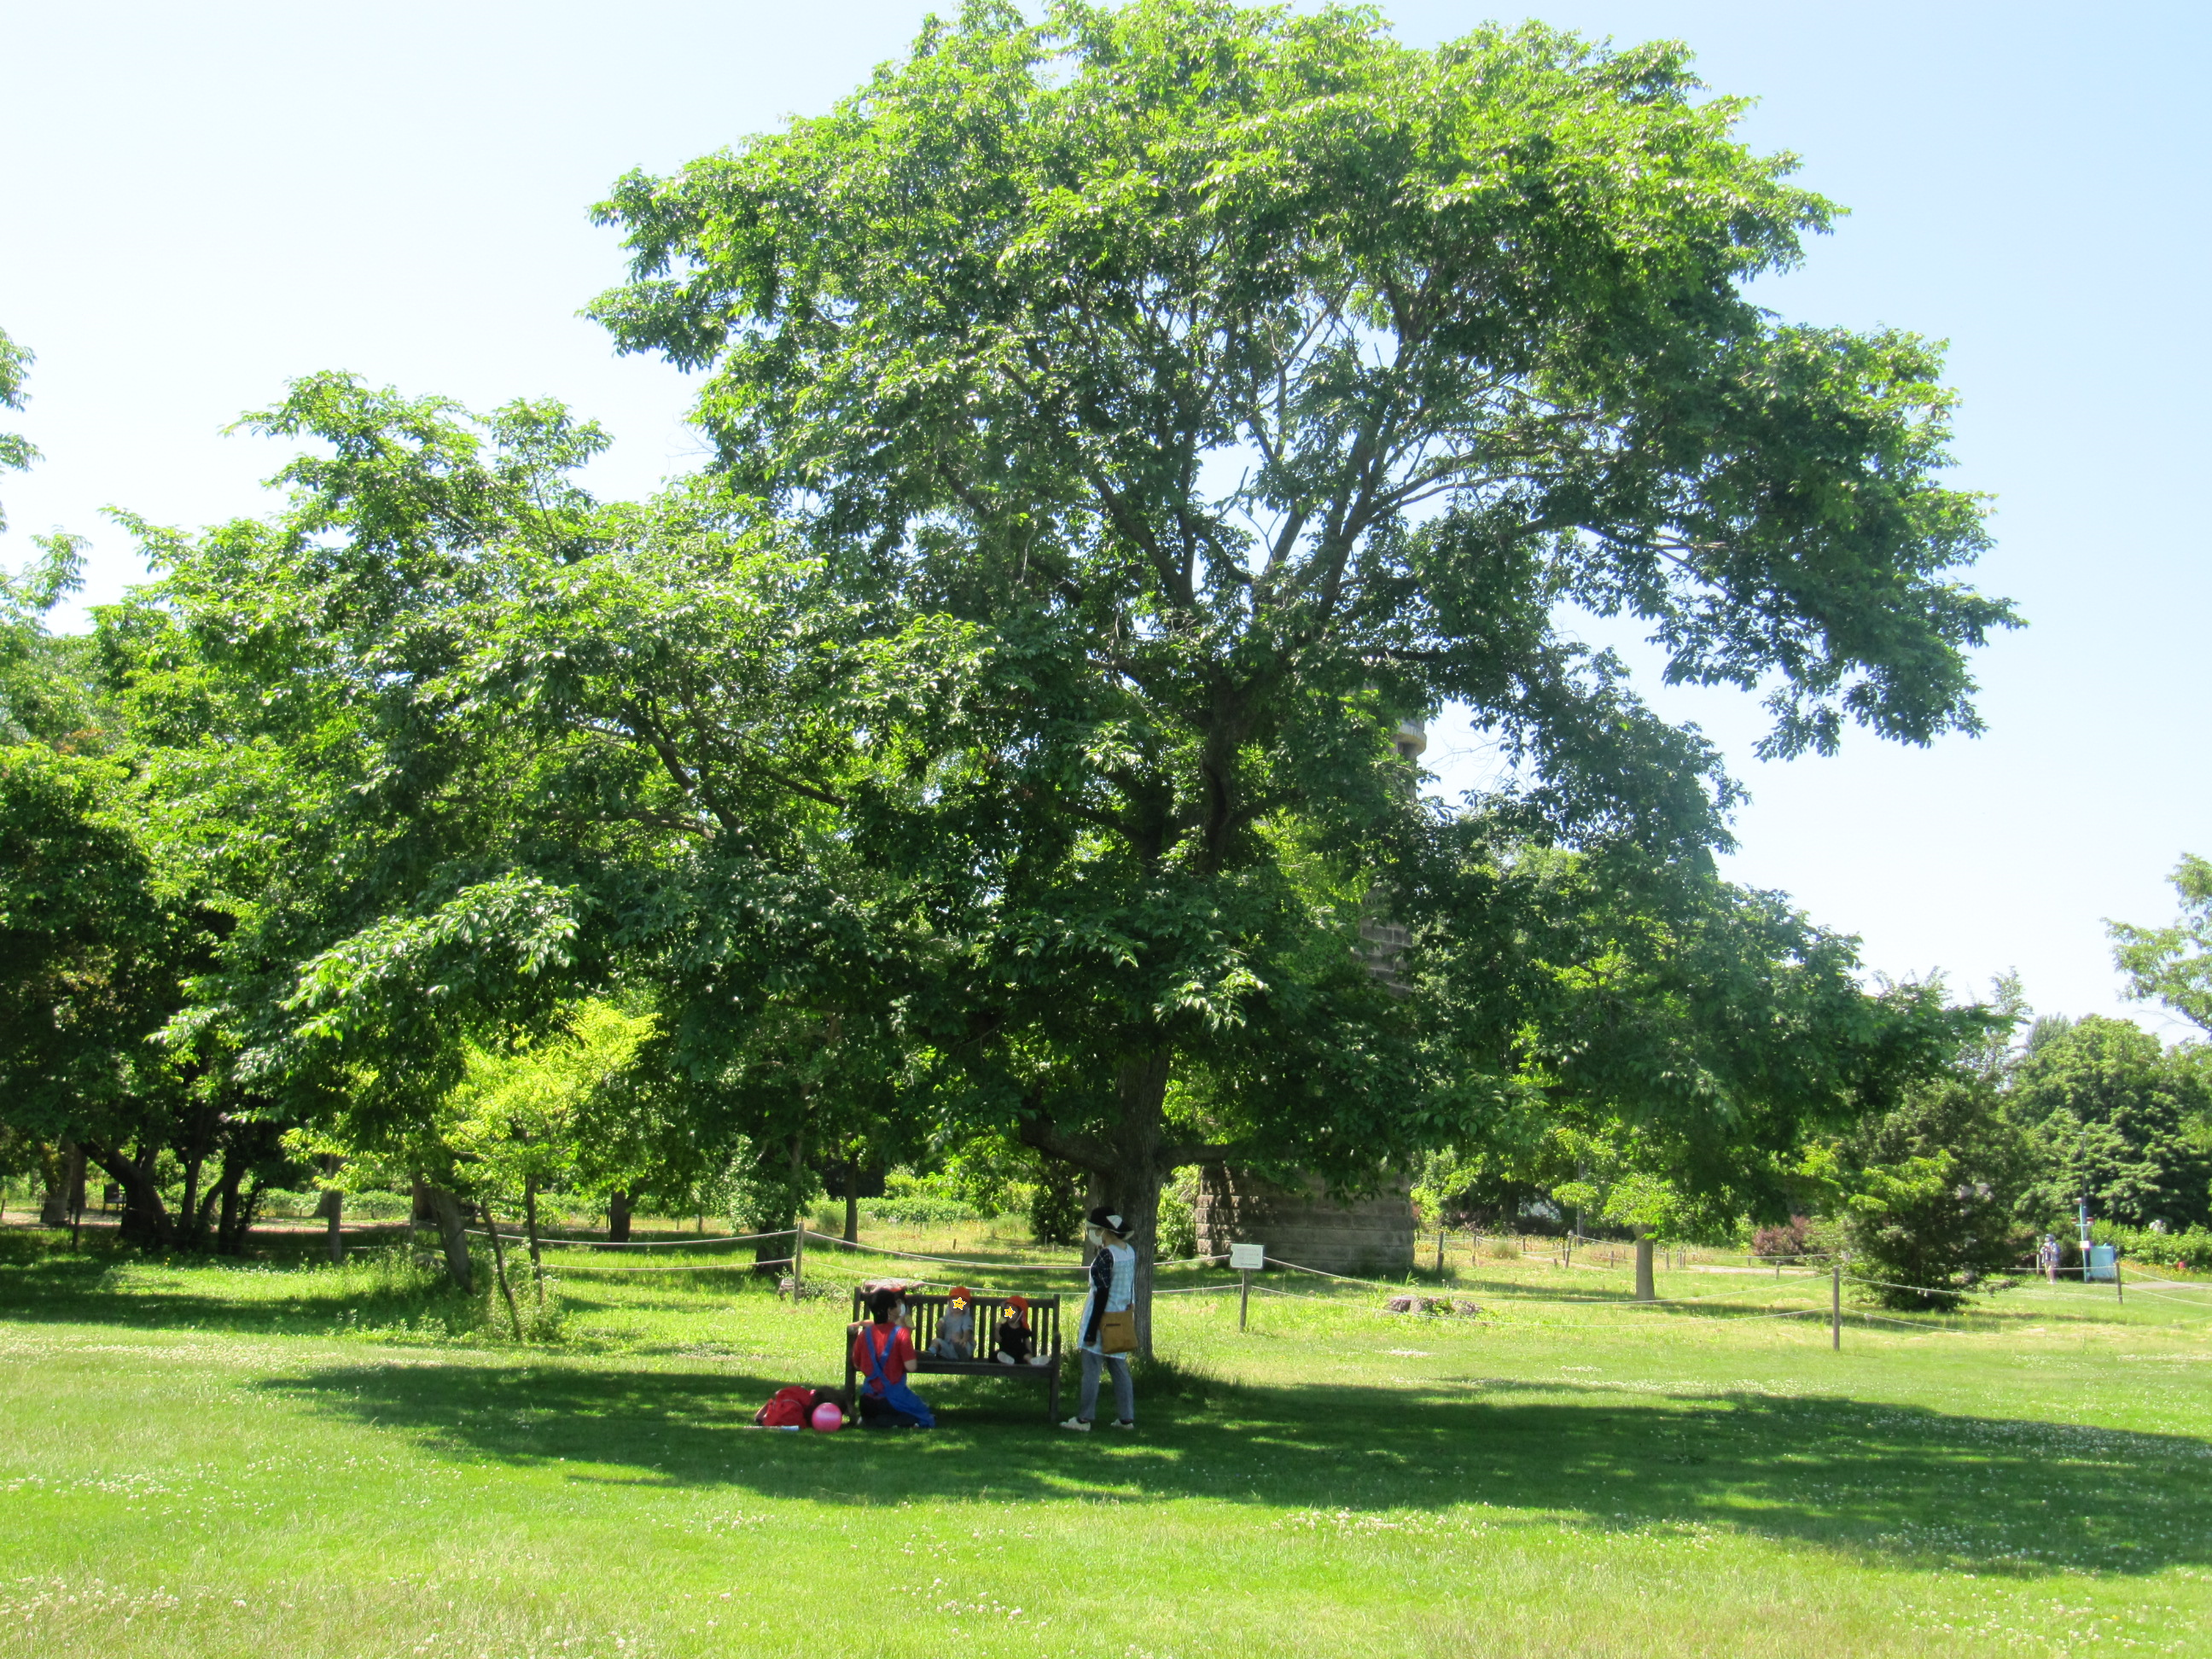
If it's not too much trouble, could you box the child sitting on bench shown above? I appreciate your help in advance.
[992,1293,1050,1365]
[852,1286,936,1428]
[924,1285,976,1359]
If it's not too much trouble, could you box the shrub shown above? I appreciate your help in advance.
[2093,1220,2212,1272]
[1156,1168,1199,1260]
[1027,1161,1086,1244]
[1750,1216,1813,1260]
[861,1194,978,1228]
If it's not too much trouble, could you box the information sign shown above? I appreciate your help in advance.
[1229,1242,1265,1272]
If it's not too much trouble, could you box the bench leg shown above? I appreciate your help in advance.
[1049,1362,1060,1423]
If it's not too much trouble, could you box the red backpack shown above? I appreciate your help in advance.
[754,1386,816,1428]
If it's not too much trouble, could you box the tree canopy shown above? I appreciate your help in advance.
[577,0,2012,1333]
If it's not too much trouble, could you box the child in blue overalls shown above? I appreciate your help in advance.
[851,1286,936,1429]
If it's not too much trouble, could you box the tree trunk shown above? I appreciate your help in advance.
[843,1157,859,1244]
[173,1103,223,1251]
[1015,1048,1183,1359]
[212,1158,250,1254]
[423,1185,474,1291]
[1633,1230,1656,1302]
[38,1141,68,1226]
[607,1189,632,1244]
[319,1186,345,1264]
[754,1132,805,1273]
[480,1202,523,1341]
[524,1175,544,1300]
[83,1142,169,1248]
[1106,1050,1170,1359]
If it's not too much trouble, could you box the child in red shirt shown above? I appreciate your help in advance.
[850,1286,935,1428]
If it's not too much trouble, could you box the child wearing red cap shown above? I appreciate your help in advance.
[925,1286,977,1359]
[992,1293,1048,1365]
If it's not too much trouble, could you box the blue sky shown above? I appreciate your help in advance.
[3,1,2204,1034]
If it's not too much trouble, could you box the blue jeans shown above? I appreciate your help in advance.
[860,1381,935,1428]
[1078,1351,1133,1423]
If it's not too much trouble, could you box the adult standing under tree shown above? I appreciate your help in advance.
[1064,1207,1138,1431]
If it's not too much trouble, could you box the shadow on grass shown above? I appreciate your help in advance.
[13,1229,2209,1578]
[0,1230,781,1341]
[248,1355,2212,1580]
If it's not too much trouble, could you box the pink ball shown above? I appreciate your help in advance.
[810,1401,844,1433]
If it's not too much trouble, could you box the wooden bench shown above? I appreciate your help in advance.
[846,1289,1062,1422]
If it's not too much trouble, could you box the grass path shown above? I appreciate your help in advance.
[3,1229,2209,1657]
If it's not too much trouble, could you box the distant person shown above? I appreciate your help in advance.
[2037,1235,2061,1283]
[1062,1207,1137,1432]
[852,1286,934,1429]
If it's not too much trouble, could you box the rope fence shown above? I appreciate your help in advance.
[405,1217,2207,1343]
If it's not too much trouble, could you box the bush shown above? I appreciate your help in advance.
[1750,1216,1813,1260]
[862,1194,978,1228]
[1027,1161,1086,1245]
[1156,1168,1199,1260]
[2094,1220,2212,1272]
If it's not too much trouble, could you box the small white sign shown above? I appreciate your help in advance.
[1230,1243,1266,1272]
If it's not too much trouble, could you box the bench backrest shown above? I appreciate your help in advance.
[848,1288,1061,1357]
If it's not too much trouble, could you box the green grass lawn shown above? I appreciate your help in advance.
[3,1225,2209,1658]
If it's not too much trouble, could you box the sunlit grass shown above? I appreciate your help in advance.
[3,1222,2210,1657]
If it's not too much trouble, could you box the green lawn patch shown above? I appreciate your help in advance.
[3,1226,2209,1656]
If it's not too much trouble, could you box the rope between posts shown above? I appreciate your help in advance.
[1246,1281,1831,1326]
[1262,1254,1831,1309]
[797,1231,1228,1275]
[1849,1311,1987,1335]
[460,1226,795,1249]
[547,1255,797,1274]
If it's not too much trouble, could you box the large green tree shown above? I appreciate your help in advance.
[583,1,2012,1334]
[119,379,938,1266]
[2008,1014,2211,1231]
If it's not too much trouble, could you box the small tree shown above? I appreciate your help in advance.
[1842,1074,2035,1310]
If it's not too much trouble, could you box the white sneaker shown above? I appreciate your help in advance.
[1059,1416,1091,1431]
[1109,1419,1135,1431]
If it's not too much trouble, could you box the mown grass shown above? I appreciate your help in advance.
[3,1223,2209,1657]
